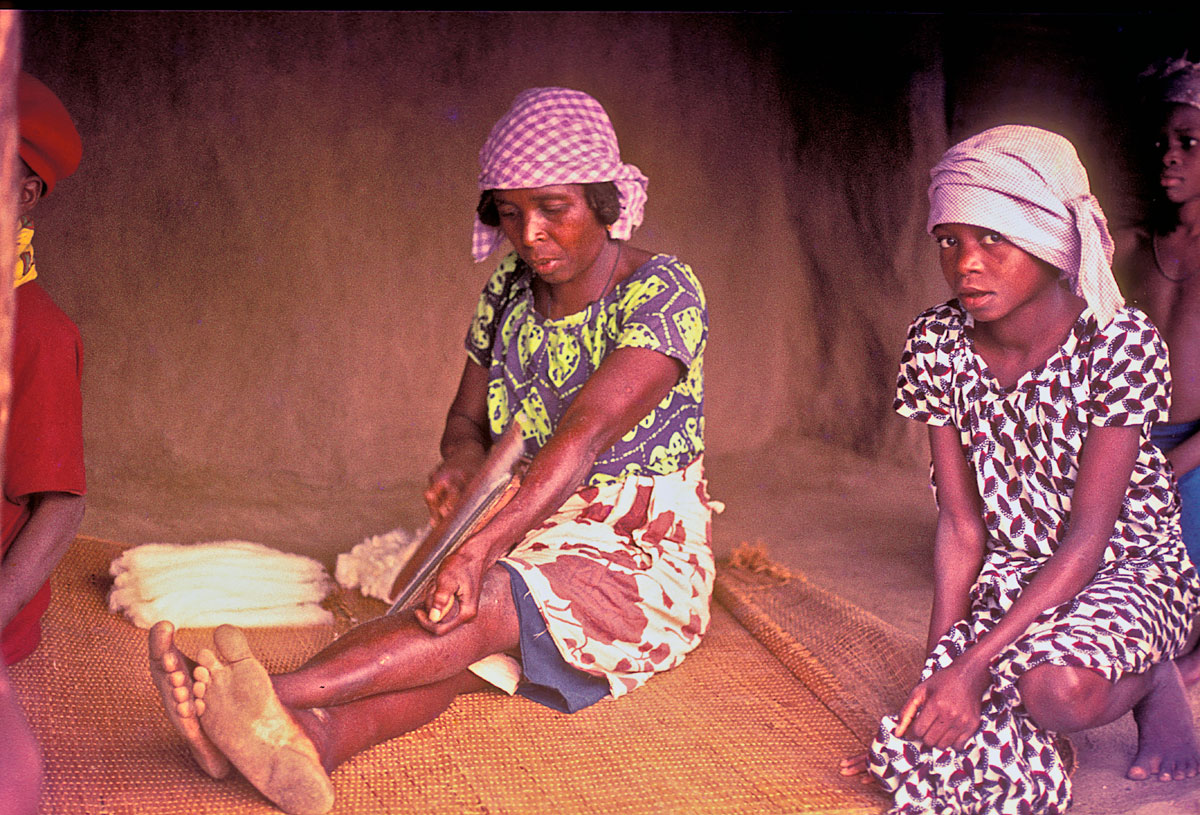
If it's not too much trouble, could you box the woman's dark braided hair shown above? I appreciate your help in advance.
[476,181,621,228]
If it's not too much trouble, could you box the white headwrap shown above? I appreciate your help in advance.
[927,125,1124,327]
[472,87,649,263]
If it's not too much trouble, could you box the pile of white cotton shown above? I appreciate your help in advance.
[335,525,426,603]
[108,541,333,630]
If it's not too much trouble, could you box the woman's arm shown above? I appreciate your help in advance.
[925,423,989,654]
[899,423,1140,749]
[840,423,987,777]
[420,346,685,632]
[424,359,492,522]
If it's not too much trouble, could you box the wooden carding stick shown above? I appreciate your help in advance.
[387,417,527,615]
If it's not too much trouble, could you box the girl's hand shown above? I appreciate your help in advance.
[424,448,486,523]
[896,659,990,751]
[415,546,487,635]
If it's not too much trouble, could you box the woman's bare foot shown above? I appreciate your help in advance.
[193,625,334,815]
[1128,661,1200,781]
[148,621,231,779]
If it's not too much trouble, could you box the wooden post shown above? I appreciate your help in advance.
[0,14,40,815]
[0,9,17,464]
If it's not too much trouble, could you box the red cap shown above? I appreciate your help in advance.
[17,72,81,195]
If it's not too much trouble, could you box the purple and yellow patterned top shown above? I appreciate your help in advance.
[466,252,706,486]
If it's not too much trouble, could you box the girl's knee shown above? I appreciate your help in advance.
[1019,664,1109,732]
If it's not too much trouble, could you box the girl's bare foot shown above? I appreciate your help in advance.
[148,621,231,779]
[1128,661,1200,781]
[193,624,334,815]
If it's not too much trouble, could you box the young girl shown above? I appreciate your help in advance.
[1117,57,1200,686]
[844,126,1200,814]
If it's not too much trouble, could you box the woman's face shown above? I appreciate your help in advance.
[932,223,1062,323]
[1157,104,1200,206]
[493,185,608,286]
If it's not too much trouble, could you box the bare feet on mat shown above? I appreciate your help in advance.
[1128,662,1200,782]
[193,624,334,815]
[148,620,231,779]
[839,752,876,785]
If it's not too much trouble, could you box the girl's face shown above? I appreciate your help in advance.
[1157,104,1200,205]
[933,223,1062,323]
[493,185,608,286]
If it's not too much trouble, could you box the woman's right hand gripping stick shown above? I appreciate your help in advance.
[416,546,487,634]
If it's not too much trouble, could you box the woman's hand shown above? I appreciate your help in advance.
[415,545,488,635]
[424,447,486,523]
[896,658,991,751]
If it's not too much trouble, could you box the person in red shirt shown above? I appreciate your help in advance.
[0,72,86,666]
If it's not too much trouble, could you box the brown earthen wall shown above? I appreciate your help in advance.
[19,13,1179,520]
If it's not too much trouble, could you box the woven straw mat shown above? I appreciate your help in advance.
[10,536,894,814]
[714,559,1075,776]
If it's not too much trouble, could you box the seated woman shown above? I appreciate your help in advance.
[147,87,715,815]
[841,126,1200,814]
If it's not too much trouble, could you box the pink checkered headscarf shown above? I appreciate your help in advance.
[928,125,1124,327]
[472,87,649,262]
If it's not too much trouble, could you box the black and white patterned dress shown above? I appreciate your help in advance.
[871,301,1200,815]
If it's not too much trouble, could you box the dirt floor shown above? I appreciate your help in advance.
[79,436,1200,815]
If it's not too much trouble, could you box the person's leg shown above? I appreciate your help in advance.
[271,564,519,709]
[1173,466,1200,684]
[293,672,487,773]
[149,564,519,796]
[1018,661,1200,781]
[0,662,41,815]
[190,624,489,815]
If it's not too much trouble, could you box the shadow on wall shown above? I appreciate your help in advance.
[18,12,1193,512]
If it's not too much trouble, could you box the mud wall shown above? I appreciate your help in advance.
[17,12,1189,505]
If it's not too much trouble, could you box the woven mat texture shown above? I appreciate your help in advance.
[714,564,925,745]
[11,536,894,814]
[715,562,1075,775]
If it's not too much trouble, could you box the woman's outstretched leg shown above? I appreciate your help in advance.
[191,624,489,815]
[149,563,520,811]
[148,620,231,779]
[271,564,519,709]
[1019,661,1200,781]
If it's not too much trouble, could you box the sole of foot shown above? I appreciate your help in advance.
[148,620,231,779]
[196,624,334,815]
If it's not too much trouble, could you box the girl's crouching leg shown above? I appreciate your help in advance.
[1018,663,1116,733]
[1021,660,1200,781]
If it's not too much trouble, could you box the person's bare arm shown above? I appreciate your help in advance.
[925,423,989,654]
[841,423,986,778]
[424,359,491,523]
[419,346,683,633]
[898,424,1138,750]
[0,492,85,630]
[0,661,40,815]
